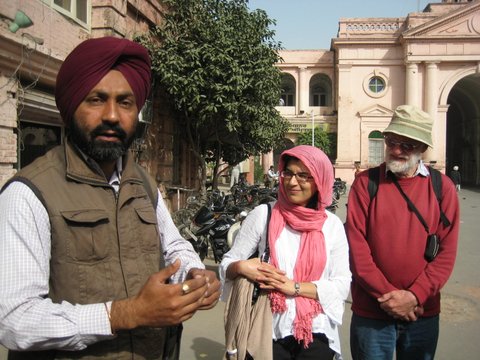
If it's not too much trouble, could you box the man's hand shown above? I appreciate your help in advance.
[110,259,209,331]
[187,267,221,310]
[378,290,420,321]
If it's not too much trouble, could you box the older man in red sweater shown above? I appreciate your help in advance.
[346,105,459,360]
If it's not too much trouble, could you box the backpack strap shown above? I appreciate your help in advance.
[429,166,451,227]
[367,165,450,228]
[368,166,380,200]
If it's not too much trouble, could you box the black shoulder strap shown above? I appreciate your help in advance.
[389,171,430,233]
[261,203,272,263]
[252,203,272,305]
[367,165,450,227]
[368,166,380,200]
[429,167,442,202]
[429,167,451,227]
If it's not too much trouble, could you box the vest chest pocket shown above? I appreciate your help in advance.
[60,209,111,262]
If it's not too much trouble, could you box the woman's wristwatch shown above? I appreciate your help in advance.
[294,282,300,297]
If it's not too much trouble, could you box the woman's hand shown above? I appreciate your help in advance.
[227,258,269,282]
[237,258,275,282]
[227,259,287,285]
[256,263,293,294]
[257,265,319,300]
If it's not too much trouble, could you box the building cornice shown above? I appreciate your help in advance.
[402,2,480,39]
[0,35,62,89]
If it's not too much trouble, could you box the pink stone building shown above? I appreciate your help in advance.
[275,0,480,185]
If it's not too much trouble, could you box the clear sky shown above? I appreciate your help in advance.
[248,0,436,49]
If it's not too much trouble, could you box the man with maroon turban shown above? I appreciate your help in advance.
[0,37,220,359]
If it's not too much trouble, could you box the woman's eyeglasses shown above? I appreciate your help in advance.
[280,170,314,183]
[384,136,422,152]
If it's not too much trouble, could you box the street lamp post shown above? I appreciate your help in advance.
[311,110,315,146]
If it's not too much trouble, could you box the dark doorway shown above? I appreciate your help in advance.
[446,74,480,186]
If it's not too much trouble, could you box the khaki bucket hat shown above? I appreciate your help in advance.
[383,105,434,148]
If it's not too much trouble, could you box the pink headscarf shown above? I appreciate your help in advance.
[268,145,334,347]
[55,37,151,125]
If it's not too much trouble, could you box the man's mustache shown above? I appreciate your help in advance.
[91,124,127,141]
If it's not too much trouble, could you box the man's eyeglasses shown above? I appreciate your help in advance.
[384,136,422,152]
[280,170,314,183]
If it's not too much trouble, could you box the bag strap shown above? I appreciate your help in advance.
[260,202,272,263]
[368,166,380,200]
[389,171,430,234]
[251,203,272,305]
[369,165,450,228]
[429,166,451,227]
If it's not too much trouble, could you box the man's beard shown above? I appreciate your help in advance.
[385,151,423,176]
[69,121,135,162]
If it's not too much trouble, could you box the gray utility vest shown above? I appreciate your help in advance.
[4,140,167,359]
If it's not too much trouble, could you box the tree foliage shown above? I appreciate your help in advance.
[296,127,337,160]
[137,0,289,187]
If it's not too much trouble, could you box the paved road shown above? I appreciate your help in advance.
[2,187,479,359]
[179,187,480,359]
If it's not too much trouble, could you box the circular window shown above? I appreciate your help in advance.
[368,77,385,93]
[363,72,388,98]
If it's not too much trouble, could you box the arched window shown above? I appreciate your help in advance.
[368,130,384,165]
[280,73,296,106]
[309,74,332,107]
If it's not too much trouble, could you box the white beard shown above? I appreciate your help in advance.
[385,151,423,176]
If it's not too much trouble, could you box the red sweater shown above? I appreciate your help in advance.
[346,163,459,320]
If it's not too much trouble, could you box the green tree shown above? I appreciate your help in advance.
[254,156,264,185]
[138,0,289,190]
[297,127,337,160]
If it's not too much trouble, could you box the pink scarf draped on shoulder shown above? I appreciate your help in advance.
[267,145,334,348]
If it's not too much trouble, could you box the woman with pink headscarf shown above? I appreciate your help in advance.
[221,145,351,359]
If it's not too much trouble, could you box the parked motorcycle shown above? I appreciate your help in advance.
[172,183,275,262]
[333,177,347,196]
[327,193,339,213]
[173,188,249,262]
[191,205,236,263]
[231,181,277,209]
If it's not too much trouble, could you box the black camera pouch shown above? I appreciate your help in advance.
[425,234,440,262]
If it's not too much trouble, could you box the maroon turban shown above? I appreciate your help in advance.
[55,37,151,125]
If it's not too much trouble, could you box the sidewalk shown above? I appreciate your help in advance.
[180,187,480,359]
